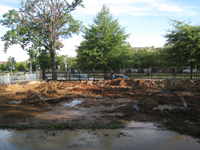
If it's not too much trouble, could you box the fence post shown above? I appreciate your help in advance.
[93,71,95,81]
[69,71,70,81]
[4,74,10,84]
[79,70,80,81]
[65,70,67,80]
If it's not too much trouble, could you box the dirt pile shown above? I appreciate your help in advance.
[164,79,194,87]
[1,79,200,138]
[27,81,66,95]
[109,79,153,87]
[4,84,24,91]
[187,82,200,92]
[109,79,121,86]
[70,88,84,92]
[138,98,159,111]
[104,102,136,118]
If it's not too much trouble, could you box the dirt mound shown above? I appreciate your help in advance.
[70,88,84,92]
[78,100,115,107]
[1,79,200,138]
[23,96,69,107]
[108,79,153,87]
[4,84,24,91]
[164,79,194,87]
[119,79,126,86]
[0,86,5,91]
[138,98,159,111]
[27,81,66,95]
[110,79,121,86]
[184,79,194,85]
[150,107,200,122]
[104,102,136,117]
[187,81,200,92]
[125,79,135,86]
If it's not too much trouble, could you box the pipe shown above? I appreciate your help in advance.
[0,79,5,84]
[30,93,44,101]
[134,90,187,111]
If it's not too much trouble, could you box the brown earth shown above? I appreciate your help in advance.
[0,79,200,137]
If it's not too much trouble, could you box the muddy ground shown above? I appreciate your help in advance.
[0,78,200,137]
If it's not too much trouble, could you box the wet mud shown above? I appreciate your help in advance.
[1,128,200,150]
[0,79,200,138]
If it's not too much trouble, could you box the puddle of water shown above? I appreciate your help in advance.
[64,99,82,107]
[153,105,185,111]
[126,121,157,129]
[9,100,22,105]
[0,128,200,150]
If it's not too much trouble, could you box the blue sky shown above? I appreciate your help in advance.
[0,0,199,62]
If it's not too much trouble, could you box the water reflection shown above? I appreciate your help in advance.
[9,100,22,105]
[168,132,190,143]
[0,128,199,150]
[64,99,83,107]
[126,121,157,129]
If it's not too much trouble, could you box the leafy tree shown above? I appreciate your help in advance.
[56,55,77,71]
[37,49,52,79]
[164,20,200,79]
[0,0,83,80]
[16,62,27,72]
[76,5,130,72]
[132,48,158,73]
[5,57,17,72]
[26,61,37,72]
[0,63,6,71]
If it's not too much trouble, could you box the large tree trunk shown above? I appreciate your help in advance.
[52,48,57,80]
[190,68,193,80]
[147,67,150,75]
[42,69,45,80]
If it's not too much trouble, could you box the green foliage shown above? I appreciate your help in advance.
[4,57,17,71]
[164,20,200,69]
[16,62,27,71]
[132,48,159,71]
[0,0,84,79]
[76,5,130,71]
[37,49,52,70]
[56,55,79,70]
[0,63,6,71]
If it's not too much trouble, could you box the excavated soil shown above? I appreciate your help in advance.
[1,79,200,137]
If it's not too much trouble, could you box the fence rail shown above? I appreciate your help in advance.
[45,69,200,81]
[1,67,199,84]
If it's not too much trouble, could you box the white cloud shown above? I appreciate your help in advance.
[0,5,16,19]
[74,0,197,17]
[98,0,156,4]
[0,0,198,62]
[109,5,142,16]
[128,34,166,48]
[151,2,196,15]
[59,35,83,57]
[154,4,182,12]
[0,41,29,62]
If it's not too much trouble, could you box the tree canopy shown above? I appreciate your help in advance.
[16,62,27,72]
[0,0,83,79]
[164,20,200,79]
[76,5,130,72]
[132,48,159,72]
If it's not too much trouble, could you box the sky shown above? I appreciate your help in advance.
[0,0,199,62]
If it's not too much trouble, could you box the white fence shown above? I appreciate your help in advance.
[0,73,37,84]
[25,74,36,81]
